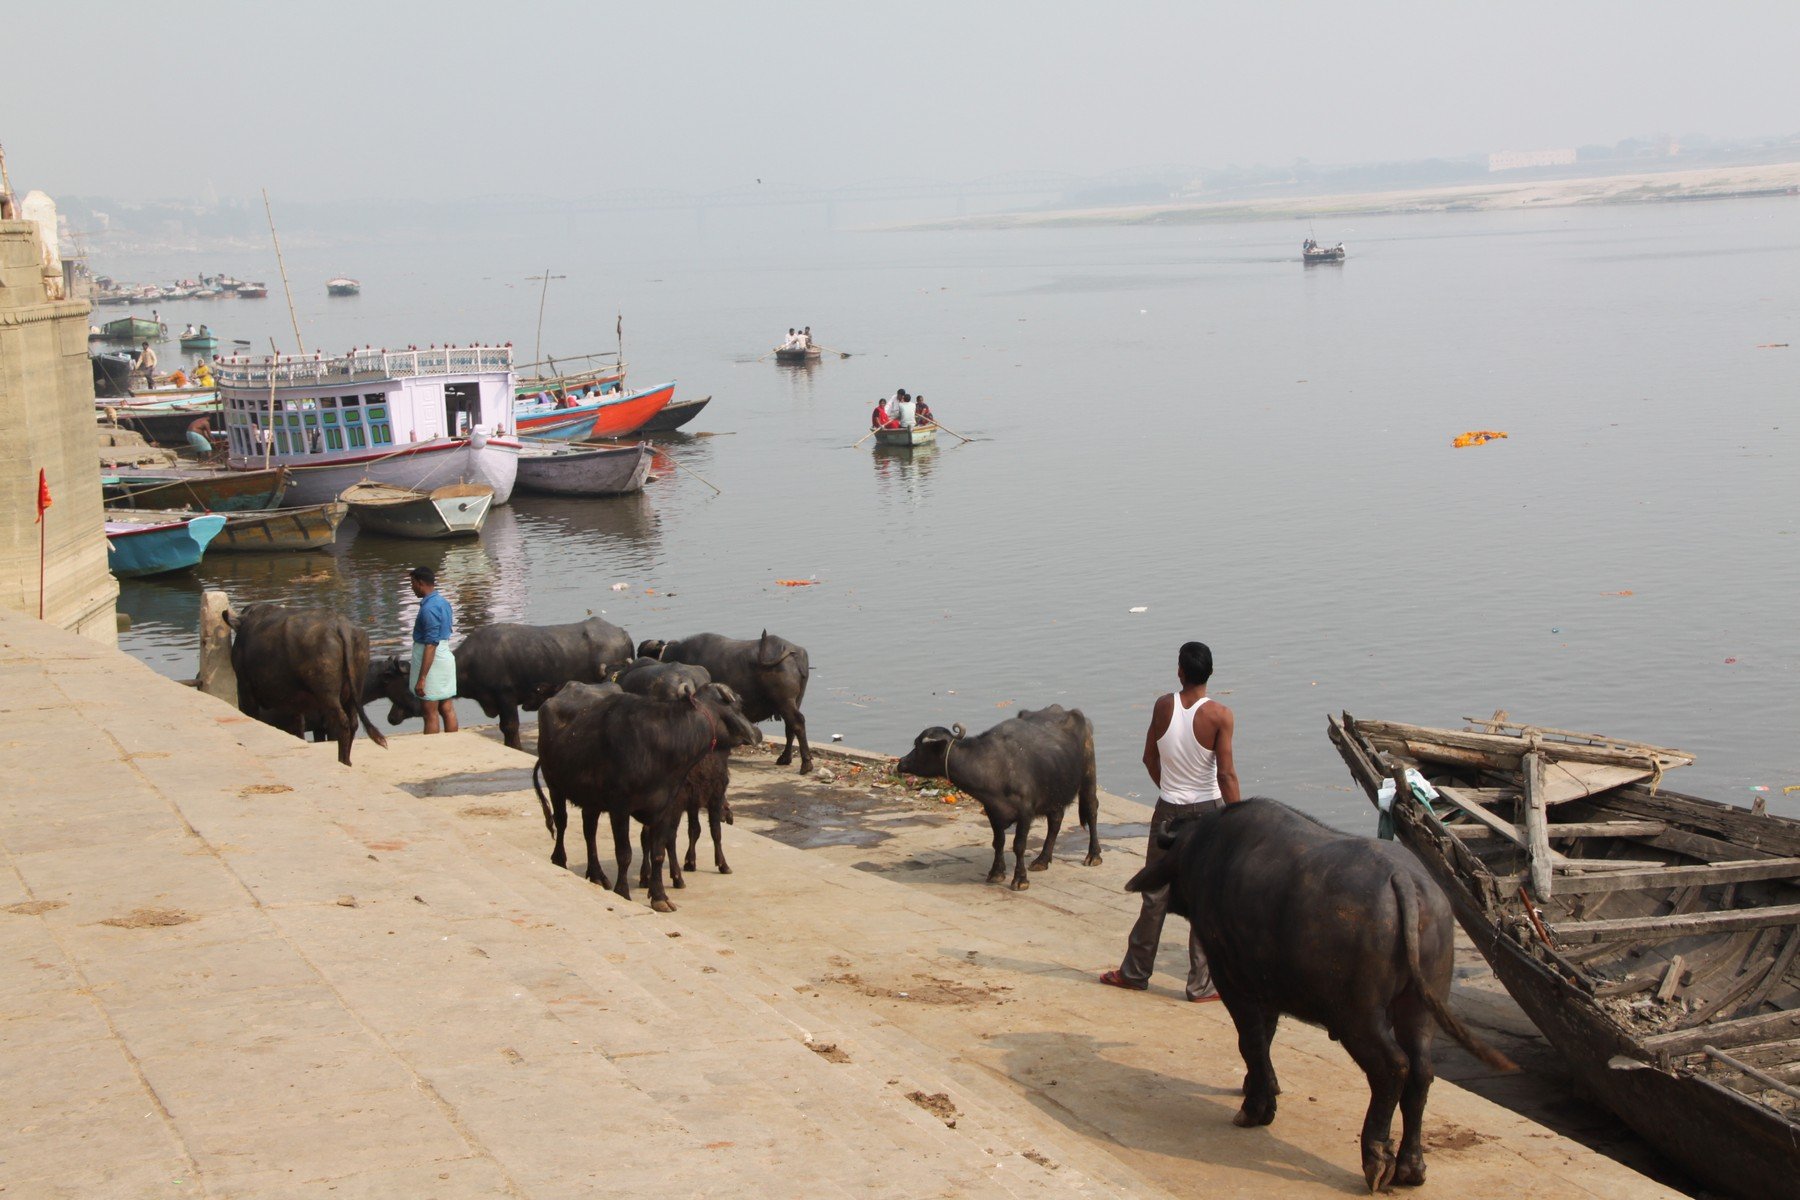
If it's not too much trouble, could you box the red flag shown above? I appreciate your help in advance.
[34,469,51,523]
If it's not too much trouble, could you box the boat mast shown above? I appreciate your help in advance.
[528,268,564,367]
[263,337,279,469]
[262,188,305,354]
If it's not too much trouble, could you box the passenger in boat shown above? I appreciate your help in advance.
[408,566,459,736]
[895,392,916,429]
[182,324,198,339]
[802,326,813,348]
[871,399,897,430]
[135,341,157,388]
[1100,640,1238,1002]
[914,397,934,426]
[782,328,801,349]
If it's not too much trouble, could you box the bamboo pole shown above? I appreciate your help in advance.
[262,189,305,354]
[263,337,279,469]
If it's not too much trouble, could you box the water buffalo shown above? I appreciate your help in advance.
[609,656,711,698]
[531,679,757,911]
[637,631,812,773]
[617,673,762,879]
[896,705,1100,889]
[373,616,633,749]
[1124,799,1515,1192]
[225,603,388,766]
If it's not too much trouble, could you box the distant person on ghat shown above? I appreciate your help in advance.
[1100,640,1239,1001]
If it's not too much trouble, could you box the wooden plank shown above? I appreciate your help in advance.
[1655,954,1687,1003]
[1452,820,1669,841]
[1699,1045,1800,1103]
[1523,751,1554,901]
[1539,761,1654,805]
[1555,858,1675,873]
[1436,785,1549,856]
[1354,719,1693,771]
[1734,924,1800,1019]
[1641,1008,1800,1056]
[1551,857,1800,896]
[1549,903,1800,945]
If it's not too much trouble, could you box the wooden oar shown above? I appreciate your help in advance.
[850,428,879,449]
[660,453,723,495]
[923,421,975,444]
[814,345,853,358]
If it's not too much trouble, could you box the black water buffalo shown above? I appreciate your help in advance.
[617,673,762,879]
[225,603,388,766]
[896,705,1100,889]
[637,631,811,773]
[609,656,711,698]
[531,679,757,911]
[1124,799,1515,1192]
[373,616,633,749]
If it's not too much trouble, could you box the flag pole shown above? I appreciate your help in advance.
[36,468,48,620]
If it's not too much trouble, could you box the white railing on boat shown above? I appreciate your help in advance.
[215,345,514,388]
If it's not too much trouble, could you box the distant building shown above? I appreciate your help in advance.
[1487,148,1578,173]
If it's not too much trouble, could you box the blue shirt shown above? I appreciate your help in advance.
[413,591,452,645]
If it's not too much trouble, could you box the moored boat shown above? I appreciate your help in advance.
[104,512,227,578]
[1328,713,1800,1200]
[237,283,269,299]
[516,443,652,497]
[636,393,711,433]
[516,380,675,442]
[102,465,288,512]
[326,277,361,296]
[112,503,346,553]
[214,344,522,506]
[101,396,223,447]
[874,424,937,448]
[341,481,493,539]
[98,315,167,343]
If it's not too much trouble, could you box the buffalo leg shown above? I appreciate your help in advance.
[609,809,633,901]
[1009,815,1033,890]
[774,705,812,773]
[550,792,570,869]
[498,703,522,751]
[646,808,678,913]
[1392,1004,1435,1187]
[646,820,685,891]
[1339,1019,1410,1193]
[1226,998,1282,1128]
[683,798,702,873]
[332,711,356,767]
[1031,806,1064,872]
[709,794,731,875]
[984,811,1008,884]
[580,804,609,887]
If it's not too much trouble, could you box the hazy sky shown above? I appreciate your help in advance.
[10,1,1799,201]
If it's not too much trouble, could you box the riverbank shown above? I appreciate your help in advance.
[0,608,1685,1196]
[895,160,1800,230]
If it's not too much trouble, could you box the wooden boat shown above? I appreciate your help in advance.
[774,344,821,363]
[104,512,227,578]
[178,326,219,352]
[91,351,137,399]
[874,424,937,448]
[326,277,361,296]
[1302,240,1346,263]
[237,283,269,299]
[114,503,347,552]
[516,443,652,497]
[636,393,710,433]
[1328,713,1800,1200]
[514,351,626,406]
[103,398,222,448]
[516,380,675,442]
[103,465,288,511]
[98,315,167,343]
[340,481,493,539]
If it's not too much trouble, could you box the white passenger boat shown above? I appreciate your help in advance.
[214,345,523,507]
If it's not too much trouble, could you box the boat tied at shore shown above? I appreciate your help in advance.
[1328,712,1799,1200]
[340,481,494,539]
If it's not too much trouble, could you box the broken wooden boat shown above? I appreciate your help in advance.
[1328,712,1799,1200]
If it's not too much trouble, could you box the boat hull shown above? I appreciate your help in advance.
[874,425,937,447]
[180,337,220,352]
[774,347,820,363]
[105,513,226,578]
[516,444,652,497]
[106,401,224,447]
[343,483,493,539]
[104,466,288,512]
[264,438,521,508]
[211,503,346,552]
[636,394,710,433]
[517,382,676,441]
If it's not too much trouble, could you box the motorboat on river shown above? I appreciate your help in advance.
[214,345,522,506]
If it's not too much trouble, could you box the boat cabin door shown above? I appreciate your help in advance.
[445,383,480,438]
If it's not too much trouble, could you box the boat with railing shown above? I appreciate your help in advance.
[215,344,522,507]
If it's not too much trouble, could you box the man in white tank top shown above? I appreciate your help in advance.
[1100,640,1240,1000]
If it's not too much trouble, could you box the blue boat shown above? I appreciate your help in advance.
[104,513,227,578]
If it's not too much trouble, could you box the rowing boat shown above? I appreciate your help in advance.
[340,482,493,539]
[516,443,652,497]
[774,344,820,363]
[113,503,347,553]
[874,424,936,448]
[635,394,710,433]
[1328,712,1799,1199]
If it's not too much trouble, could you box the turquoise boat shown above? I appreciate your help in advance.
[179,324,220,352]
[104,513,227,578]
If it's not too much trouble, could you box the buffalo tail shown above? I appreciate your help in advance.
[1078,720,1099,832]
[531,760,555,838]
[343,632,388,749]
[1393,876,1517,1071]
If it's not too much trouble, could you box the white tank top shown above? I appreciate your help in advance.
[1157,693,1220,805]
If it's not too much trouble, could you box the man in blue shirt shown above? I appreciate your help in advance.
[408,566,458,734]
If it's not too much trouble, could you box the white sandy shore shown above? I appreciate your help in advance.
[900,160,1800,230]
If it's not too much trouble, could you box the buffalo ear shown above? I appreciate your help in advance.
[1124,856,1178,895]
[222,608,237,629]
[1152,826,1181,851]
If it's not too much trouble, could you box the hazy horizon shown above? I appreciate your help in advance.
[11,1,1800,205]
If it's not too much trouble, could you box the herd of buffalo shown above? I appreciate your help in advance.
[220,600,1514,1191]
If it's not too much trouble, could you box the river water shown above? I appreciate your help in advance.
[110,197,1800,828]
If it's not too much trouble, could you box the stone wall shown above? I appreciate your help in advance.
[0,219,117,642]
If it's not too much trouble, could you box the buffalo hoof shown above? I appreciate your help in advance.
[1232,1095,1277,1127]
[1084,851,1103,866]
[651,898,677,914]
[551,850,567,868]
[1009,877,1030,891]
[1028,859,1050,873]
[683,855,698,872]
[717,862,732,875]
[774,751,793,766]
[799,762,814,775]
[985,871,1007,885]
[1362,1140,1397,1193]
[585,868,609,887]
[1392,1156,1425,1188]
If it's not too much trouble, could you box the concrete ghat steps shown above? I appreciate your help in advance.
[361,734,1681,1200]
[0,618,1146,1199]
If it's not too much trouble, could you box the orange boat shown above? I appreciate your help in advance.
[518,381,675,442]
